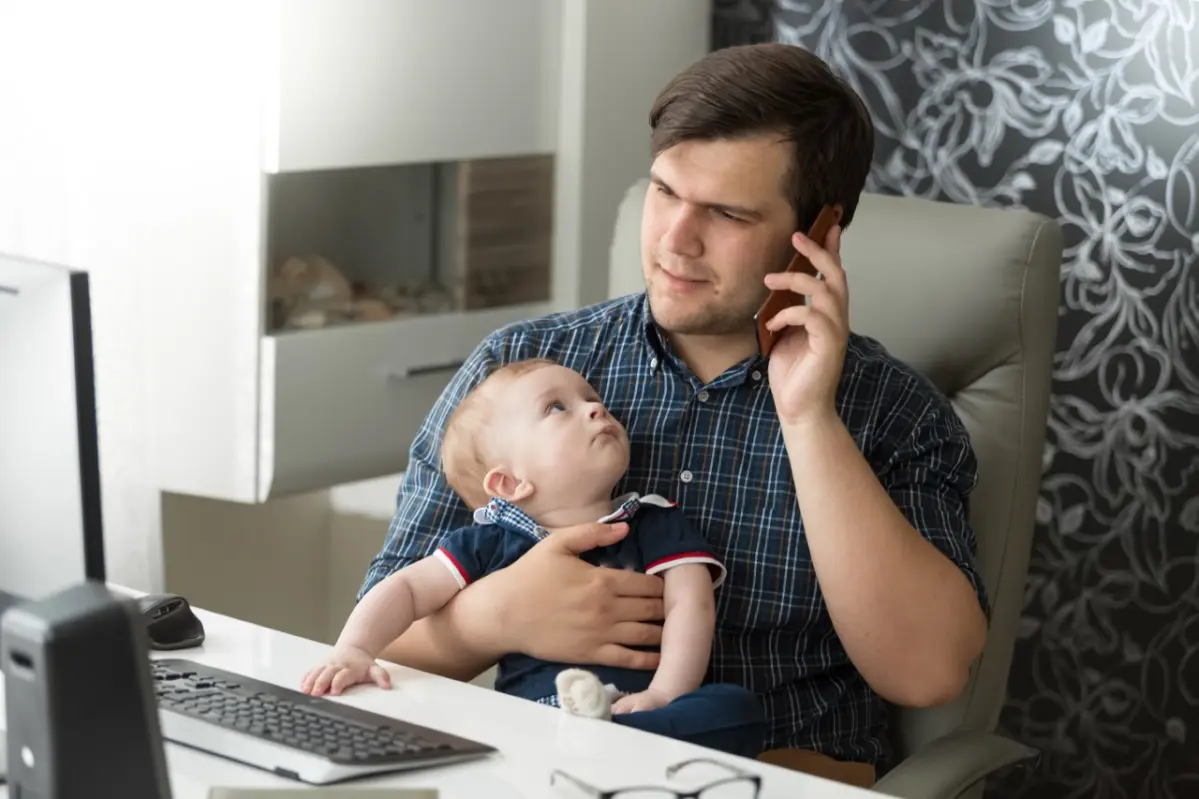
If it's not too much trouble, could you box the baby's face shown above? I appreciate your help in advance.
[490,364,630,501]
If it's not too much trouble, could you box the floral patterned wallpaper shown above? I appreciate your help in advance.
[711,1,1199,797]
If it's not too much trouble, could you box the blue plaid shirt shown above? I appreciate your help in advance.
[361,293,987,767]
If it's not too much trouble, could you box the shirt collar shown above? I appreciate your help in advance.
[636,292,768,388]
[636,293,669,364]
[473,492,677,541]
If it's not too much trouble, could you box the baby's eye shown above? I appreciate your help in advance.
[546,400,566,414]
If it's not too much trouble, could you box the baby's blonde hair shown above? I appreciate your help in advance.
[441,358,557,509]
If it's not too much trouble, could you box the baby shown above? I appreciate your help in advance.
[301,358,765,757]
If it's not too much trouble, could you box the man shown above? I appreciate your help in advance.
[358,42,988,784]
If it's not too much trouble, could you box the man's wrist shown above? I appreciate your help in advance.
[779,403,843,442]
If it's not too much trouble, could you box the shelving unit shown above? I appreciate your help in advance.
[263,154,554,334]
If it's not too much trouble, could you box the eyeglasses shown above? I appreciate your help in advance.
[550,757,762,798]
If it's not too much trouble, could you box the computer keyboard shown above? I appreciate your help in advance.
[150,658,495,784]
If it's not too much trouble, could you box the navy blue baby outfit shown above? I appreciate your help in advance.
[433,493,766,757]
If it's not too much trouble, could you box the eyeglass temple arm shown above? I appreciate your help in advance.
[550,768,604,796]
[666,756,755,780]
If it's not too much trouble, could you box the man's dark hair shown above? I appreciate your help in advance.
[649,43,875,232]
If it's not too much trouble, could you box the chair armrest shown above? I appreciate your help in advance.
[872,731,1038,799]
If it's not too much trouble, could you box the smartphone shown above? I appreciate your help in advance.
[753,204,844,358]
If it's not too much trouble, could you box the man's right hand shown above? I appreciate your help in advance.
[476,521,666,670]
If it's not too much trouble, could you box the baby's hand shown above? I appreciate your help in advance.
[612,688,672,714]
[300,646,392,696]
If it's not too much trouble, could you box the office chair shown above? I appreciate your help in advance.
[608,179,1063,799]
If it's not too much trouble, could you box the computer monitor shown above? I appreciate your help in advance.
[0,253,106,613]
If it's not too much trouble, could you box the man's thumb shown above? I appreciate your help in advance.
[553,522,629,555]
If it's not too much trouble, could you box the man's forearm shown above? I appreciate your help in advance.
[783,412,987,707]
[376,579,505,683]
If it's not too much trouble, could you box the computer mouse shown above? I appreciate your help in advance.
[137,593,205,651]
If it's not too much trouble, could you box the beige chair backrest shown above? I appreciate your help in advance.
[608,179,1062,760]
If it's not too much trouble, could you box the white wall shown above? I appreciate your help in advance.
[0,1,159,590]
[0,1,270,593]
[553,0,711,307]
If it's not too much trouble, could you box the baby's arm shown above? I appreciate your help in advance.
[302,556,461,696]
[613,563,715,712]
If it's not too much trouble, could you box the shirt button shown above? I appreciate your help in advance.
[680,470,694,484]
[650,357,659,370]
[751,370,762,381]
[697,390,710,402]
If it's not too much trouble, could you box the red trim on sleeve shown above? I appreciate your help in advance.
[437,547,472,586]
[647,551,713,570]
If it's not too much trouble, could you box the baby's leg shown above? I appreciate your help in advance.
[554,669,618,720]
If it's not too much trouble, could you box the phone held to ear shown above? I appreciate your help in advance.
[753,204,844,358]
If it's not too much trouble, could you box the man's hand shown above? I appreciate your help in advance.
[764,225,849,427]
[612,688,672,715]
[300,645,392,697]
[484,521,666,669]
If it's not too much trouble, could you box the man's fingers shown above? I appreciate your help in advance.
[825,224,843,259]
[801,309,840,345]
[594,643,660,671]
[763,272,839,317]
[764,304,810,332]
[552,521,630,555]
[604,568,666,598]
[611,594,666,622]
[791,229,835,266]
[790,229,847,295]
[610,620,665,648]
[764,270,821,297]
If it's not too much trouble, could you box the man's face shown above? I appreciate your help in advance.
[641,135,799,336]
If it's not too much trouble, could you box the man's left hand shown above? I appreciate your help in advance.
[764,225,849,427]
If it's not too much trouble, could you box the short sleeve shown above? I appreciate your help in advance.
[635,501,727,588]
[357,334,505,600]
[876,400,990,617]
[433,525,511,590]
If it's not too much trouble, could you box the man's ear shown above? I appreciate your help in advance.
[482,467,534,502]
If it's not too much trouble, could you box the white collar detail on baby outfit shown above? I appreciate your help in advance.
[472,492,678,541]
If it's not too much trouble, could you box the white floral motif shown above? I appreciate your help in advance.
[714,0,1199,796]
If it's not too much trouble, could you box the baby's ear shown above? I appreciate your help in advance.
[482,467,534,503]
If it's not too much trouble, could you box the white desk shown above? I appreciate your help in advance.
[1,602,877,798]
